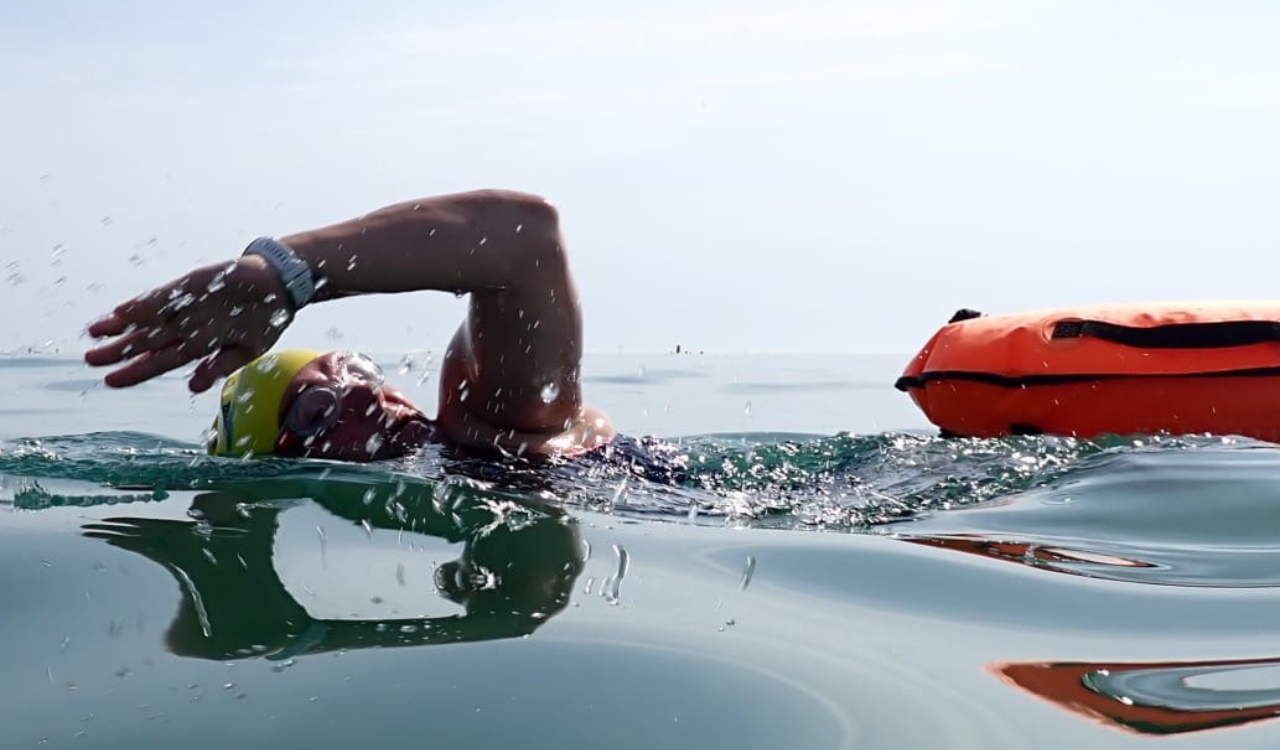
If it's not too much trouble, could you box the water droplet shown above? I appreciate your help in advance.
[362,488,377,505]
[602,545,629,605]
[739,556,757,591]
[744,401,753,417]
[327,327,343,341]
[269,308,290,328]
[540,382,560,403]
[270,659,296,673]
[396,563,406,586]
[128,254,144,267]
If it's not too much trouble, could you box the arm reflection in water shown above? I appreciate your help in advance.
[80,475,585,661]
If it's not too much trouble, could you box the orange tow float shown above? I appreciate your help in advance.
[896,301,1280,441]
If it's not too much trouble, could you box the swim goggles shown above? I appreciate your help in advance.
[279,353,386,442]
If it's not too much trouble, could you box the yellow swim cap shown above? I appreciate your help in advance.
[207,349,325,457]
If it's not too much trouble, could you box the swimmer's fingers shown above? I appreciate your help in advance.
[85,282,196,367]
[95,350,184,389]
[85,323,182,368]
[81,520,144,539]
[86,275,199,337]
[86,311,130,339]
[98,336,220,389]
[188,347,260,394]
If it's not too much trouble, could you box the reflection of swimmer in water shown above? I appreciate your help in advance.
[81,475,586,661]
[83,190,614,461]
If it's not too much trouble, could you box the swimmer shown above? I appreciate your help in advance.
[84,190,615,461]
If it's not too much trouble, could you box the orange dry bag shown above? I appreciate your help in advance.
[895,301,1280,441]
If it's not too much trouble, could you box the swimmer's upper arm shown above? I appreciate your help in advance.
[282,190,564,299]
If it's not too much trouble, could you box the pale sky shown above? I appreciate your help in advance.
[2,0,1278,355]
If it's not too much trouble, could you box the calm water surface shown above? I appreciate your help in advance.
[4,353,1280,749]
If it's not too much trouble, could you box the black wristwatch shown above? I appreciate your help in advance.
[242,237,317,310]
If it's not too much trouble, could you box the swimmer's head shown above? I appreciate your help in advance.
[208,349,434,461]
[208,349,325,457]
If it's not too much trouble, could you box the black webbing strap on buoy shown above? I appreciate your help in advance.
[1051,319,1280,349]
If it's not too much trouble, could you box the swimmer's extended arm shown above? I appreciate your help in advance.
[282,190,563,302]
[84,190,597,438]
[283,190,591,436]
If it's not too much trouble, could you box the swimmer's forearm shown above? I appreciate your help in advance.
[278,190,564,303]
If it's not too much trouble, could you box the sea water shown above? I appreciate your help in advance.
[3,352,1280,749]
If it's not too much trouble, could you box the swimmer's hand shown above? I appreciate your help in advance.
[84,256,293,392]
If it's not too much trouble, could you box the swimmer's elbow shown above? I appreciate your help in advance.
[474,190,567,269]
[477,190,561,240]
